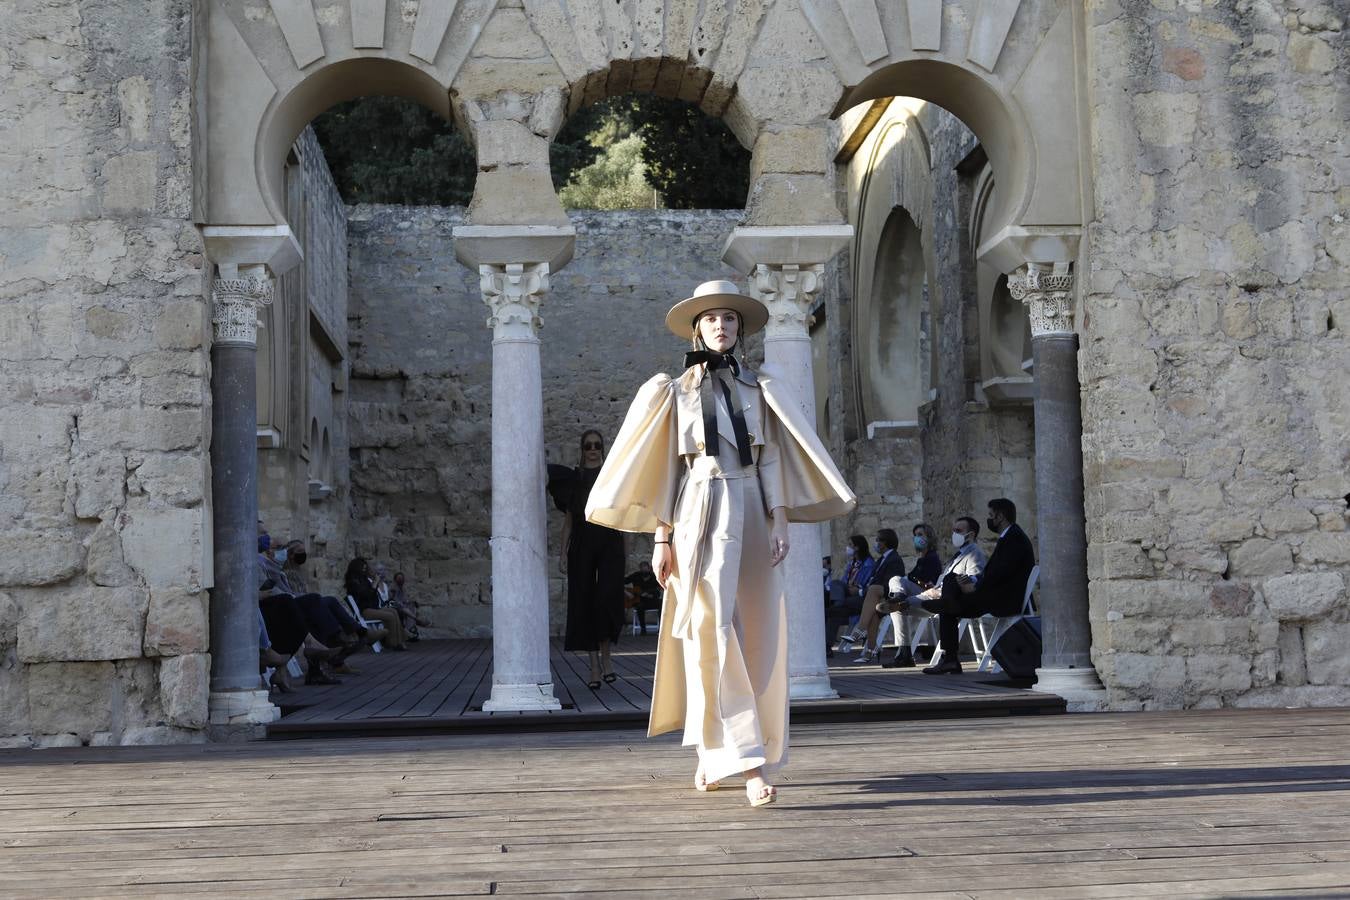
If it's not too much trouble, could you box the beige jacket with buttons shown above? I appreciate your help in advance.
[587,363,855,745]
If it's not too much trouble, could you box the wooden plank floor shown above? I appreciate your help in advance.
[2,709,1350,897]
[270,638,1062,737]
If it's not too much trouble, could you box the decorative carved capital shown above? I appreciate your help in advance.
[750,263,824,339]
[1008,261,1075,337]
[211,270,274,347]
[480,263,549,342]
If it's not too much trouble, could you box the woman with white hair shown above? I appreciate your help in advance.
[586,280,854,807]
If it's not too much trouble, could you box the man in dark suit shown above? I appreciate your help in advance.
[919,498,1035,675]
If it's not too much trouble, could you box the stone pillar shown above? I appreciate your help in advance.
[725,225,851,701]
[751,262,838,699]
[207,264,281,731]
[478,262,561,712]
[1007,262,1106,705]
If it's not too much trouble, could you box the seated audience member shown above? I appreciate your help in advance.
[915,498,1035,675]
[388,571,431,640]
[259,607,294,692]
[908,523,943,588]
[282,539,385,672]
[257,560,344,686]
[345,557,409,650]
[837,529,906,663]
[879,516,987,668]
[259,533,369,661]
[624,561,662,635]
[824,535,875,654]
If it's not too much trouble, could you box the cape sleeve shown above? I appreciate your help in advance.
[584,374,681,534]
[756,366,857,524]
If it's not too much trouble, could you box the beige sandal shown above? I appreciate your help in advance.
[746,777,776,808]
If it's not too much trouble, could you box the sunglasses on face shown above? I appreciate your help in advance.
[583,441,602,450]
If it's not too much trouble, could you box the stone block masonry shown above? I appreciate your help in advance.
[1082,2,1350,709]
[347,207,750,637]
[0,0,211,747]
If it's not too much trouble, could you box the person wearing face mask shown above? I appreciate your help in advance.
[878,517,987,667]
[257,528,368,682]
[835,529,906,662]
[908,523,942,587]
[824,535,875,653]
[278,539,381,671]
[912,498,1035,675]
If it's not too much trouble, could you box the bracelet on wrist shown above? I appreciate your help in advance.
[654,540,670,545]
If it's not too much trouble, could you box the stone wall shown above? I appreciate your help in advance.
[0,0,211,747]
[347,206,751,636]
[256,127,351,590]
[1082,3,1350,709]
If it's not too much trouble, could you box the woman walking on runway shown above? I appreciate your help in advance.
[586,280,854,807]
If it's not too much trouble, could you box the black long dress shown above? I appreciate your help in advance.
[554,465,625,651]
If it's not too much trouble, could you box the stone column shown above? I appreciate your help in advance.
[207,264,281,731]
[1007,262,1106,705]
[751,262,838,699]
[478,262,561,711]
[725,225,851,701]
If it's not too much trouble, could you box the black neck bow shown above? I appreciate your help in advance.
[683,351,754,466]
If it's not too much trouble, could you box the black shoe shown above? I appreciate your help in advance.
[922,659,962,675]
[882,647,915,669]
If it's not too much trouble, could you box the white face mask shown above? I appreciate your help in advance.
[845,546,855,558]
[275,548,288,564]
[951,532,967,550]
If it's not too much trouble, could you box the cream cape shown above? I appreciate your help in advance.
[586,364,856,738]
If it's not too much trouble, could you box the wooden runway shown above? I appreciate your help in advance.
[2,709,1350,897]
[269,637,1063,738]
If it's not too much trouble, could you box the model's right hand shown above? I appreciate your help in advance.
[652,542,673,590]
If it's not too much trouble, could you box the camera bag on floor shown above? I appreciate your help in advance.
[990,615,1041,680]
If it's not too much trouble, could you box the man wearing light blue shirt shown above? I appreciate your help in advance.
[879,516,987,667]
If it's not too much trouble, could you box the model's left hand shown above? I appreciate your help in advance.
[769,510,790,567]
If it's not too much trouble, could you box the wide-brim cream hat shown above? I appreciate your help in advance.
[665,279,769,341]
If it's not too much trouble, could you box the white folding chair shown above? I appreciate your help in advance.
[975,565,1039,673]
[631,606,659,635]
[345,595,384,653]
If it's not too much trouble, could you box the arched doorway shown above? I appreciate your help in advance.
[195,0,1096,731]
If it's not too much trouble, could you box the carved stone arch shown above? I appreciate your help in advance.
[515,0,846,224]
[848,103,937,434]
[196,0,491,228]
[801,0,1085,270]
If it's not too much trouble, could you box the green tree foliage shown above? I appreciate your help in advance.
[310,93,749,209]
[311,97,477,205]
[558,133,657,209]
[552,94,750,210]
[625,95,750,209]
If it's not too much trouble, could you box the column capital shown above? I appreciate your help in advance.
[480,262,549,342]
[200,225,302,276]
[1008,261,1075,337]
[452,224,575,273]
[750,263,825,339]
[211,265,274,347]
[721,224,853,274]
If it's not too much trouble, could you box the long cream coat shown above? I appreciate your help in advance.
[586,363,855,780]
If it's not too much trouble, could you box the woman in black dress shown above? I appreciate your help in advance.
[557,430,625,688]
